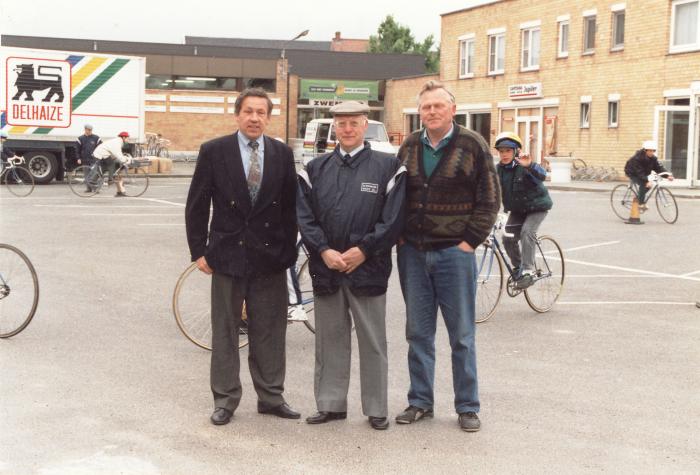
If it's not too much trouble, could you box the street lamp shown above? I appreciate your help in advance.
[283,29,309,143]
[281,29,310,59]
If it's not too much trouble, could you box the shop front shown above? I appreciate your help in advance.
[296,79,384,138]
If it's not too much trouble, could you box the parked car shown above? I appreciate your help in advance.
[301,118,397,164]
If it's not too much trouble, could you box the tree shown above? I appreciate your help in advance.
[368,15,440,73]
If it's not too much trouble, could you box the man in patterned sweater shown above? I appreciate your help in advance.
[394,80,500,432]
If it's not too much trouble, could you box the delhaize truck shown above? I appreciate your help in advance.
[0,47,145,183]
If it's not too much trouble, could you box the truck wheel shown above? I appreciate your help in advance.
[25,152,58,184]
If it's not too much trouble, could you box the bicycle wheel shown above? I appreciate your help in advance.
[610,184,634,221]
[0,244,39,338]
[68,165,101,197]
[474,243,504,323]
[3,167,35,197]
[524,236,565,313]
[297,255,315,333]
[655,187,678,224]
[118,167,149,197]
[172,262,249,350]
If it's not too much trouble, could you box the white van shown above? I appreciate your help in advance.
[302,119,397,164]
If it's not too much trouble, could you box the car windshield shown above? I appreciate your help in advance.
[364,124,389,142]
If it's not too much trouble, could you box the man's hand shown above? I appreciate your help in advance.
[340,247,366,274]
[645,182,652,189]
[515,154,533,167]
[321,249,348,272]
[457,241,474,253]
[77,159,82,165]
[196,256,213,274]
[668,175,675,181]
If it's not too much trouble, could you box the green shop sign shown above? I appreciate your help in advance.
[300,79,379,101]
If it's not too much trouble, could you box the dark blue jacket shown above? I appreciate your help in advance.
[297,143,406,296]
[76,134,102,162]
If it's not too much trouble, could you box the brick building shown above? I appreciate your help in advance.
[2,34,425,151]
[384,0,700,186]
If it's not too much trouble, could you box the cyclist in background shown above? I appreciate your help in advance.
[0,130,18,163]
[495,132,553,290]
[624,140,674,209]
[91,131,132,197]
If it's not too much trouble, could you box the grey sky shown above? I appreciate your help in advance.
[0,0,491,47]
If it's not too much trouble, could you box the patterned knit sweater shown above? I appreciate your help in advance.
[397,124,501,250]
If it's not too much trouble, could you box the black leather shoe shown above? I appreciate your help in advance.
[257,402,301,419]
[305,411,347,424]
[369,416,389,430]
[458,412,481,432]
[210,407,232,425]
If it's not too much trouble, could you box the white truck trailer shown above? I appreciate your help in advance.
[0,46,145,182]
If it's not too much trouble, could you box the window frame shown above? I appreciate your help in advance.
[520,25,541,71]
[670,0,700,53]
[557,18,570,58]
[488,30,506,75]
[580,98,591,129]
[458,34,476,79]
[608,100,619,128]
[611,9,625,51]
[583,13,597,54]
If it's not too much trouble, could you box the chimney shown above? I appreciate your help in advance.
[335,31,341,40]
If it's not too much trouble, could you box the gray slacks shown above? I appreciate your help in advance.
[503,211,548,273]
[210,271,288,412]
[314,284,388,418]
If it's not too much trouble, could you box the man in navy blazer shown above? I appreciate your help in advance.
[185,88,299,425]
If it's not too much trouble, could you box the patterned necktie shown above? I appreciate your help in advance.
[247,140,261,202]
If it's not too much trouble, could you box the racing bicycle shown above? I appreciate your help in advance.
[172,239,314,350]
[67,157,150,198]
[1,156,35,197]
[0,244,39,338]
[475,214,565,323]
[610,171,678,224]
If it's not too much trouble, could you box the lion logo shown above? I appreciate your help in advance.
[12,64,65,102]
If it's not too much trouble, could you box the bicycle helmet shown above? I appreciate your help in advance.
[495,131,523,150]
[0,130,8,139]
[118,131,130,138]
[642,140,657,151]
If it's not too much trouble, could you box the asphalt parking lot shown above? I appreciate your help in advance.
[1,180,699,474]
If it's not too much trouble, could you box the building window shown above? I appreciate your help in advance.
[608,101,619,127]
[406,113,421,133]
[488,32,506,74]
[612,10,625,50]
[583,14,597,53]
[144,74,273,91]
[558,19,570,57]
[580,102,591,128]
[521,27,541,70]
[459,35,475,78]
[671,0,699,52]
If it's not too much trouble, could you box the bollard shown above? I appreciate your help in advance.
[625,197,644,225]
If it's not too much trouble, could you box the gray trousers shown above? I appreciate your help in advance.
[503,211,548,273]
[210,271,288,412]
[314,284,388,418]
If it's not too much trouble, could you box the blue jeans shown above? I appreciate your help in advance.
[397,243,479,414]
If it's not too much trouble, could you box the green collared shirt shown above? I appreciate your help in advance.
[420,125,454,178]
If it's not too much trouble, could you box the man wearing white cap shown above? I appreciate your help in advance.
[76,124,101,168]
[297,100,406,430]
[624,140,674,207]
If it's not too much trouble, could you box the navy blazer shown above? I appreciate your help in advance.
[185,132,298,277]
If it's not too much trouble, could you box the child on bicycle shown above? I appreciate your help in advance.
[494,132,553,290]
[624,140,674,209]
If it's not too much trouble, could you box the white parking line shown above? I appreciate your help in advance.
[565,274,686,278]
[558,301,696,306]
[133,197,185,207]
[561,241,621,253]
[138,223,185,226]
[81,213,182,217]
[552,256,700,282]
[680,269,700,277]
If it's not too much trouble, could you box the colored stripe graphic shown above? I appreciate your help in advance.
[66,55,84,68]
[34,58,130,135]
